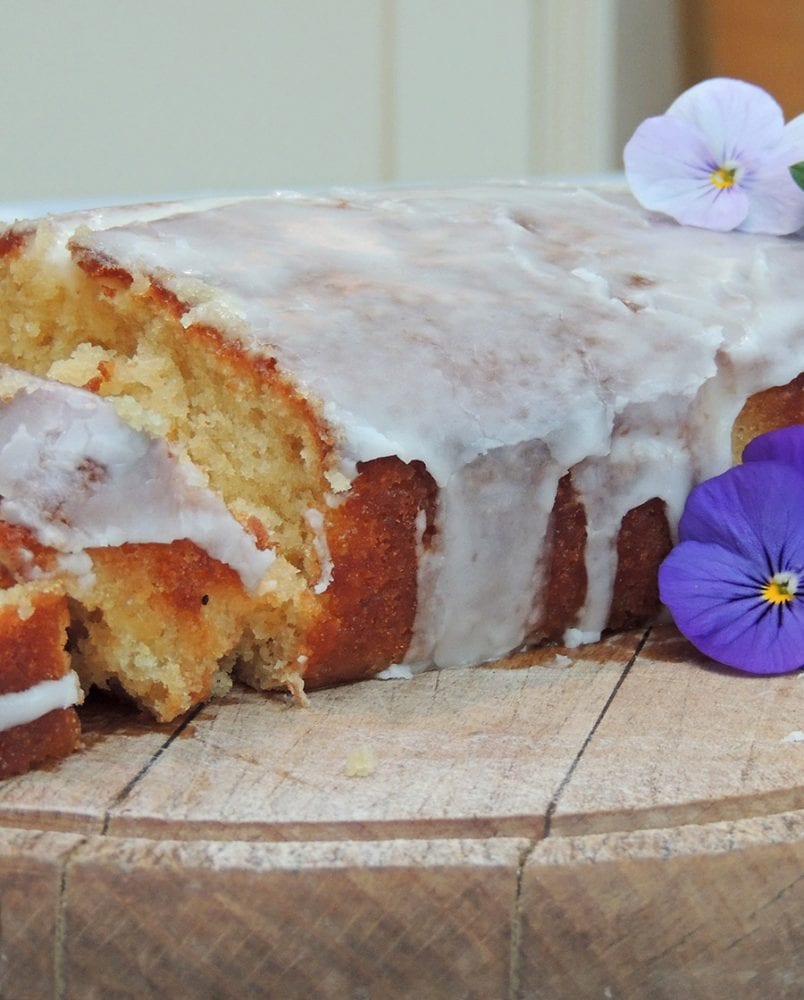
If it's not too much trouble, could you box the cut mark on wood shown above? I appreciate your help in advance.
[504,627,648,1000]
[542,626,651,838]
[100,705,204,836]
[54,837,87,1000]
[508,838,537,1000]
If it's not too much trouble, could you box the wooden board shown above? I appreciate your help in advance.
[0,625,802,999]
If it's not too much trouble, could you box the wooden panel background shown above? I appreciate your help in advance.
[0,0,683,204]
[682,0,804,118]
[7,1,802,207]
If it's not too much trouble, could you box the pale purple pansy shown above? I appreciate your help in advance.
[659,426,804,675]
[624,77,804,235]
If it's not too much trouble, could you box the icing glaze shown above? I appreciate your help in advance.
[303,508,333,595]
[0,368,274,592]
[0,670,82,733]
[45,184,804,666]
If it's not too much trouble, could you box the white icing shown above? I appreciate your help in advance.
[374,663,414,680]
[415,440,564,667]
[56,184,804,666]
[0,671,82,733]
[562,628,603,649]
[0,370,274,592]
[304,508,333,595]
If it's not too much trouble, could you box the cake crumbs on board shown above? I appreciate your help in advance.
[345,746,377,777]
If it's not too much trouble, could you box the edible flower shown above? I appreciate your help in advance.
[624,77,804,235]
[659,426,804,675]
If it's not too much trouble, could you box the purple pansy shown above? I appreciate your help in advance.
[659,426,804,675]
[624,77,804,235]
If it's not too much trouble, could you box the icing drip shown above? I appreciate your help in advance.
[0,370,274,593]
[304,508,333,594]
[408,440,564,667]
[68,184,804,665]
[571,399,696,638]
[0,671,82,733]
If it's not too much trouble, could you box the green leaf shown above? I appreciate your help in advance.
[791,162,804,192]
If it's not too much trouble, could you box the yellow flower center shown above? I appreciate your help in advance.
[762,572,798,605]
[710,165,738,190]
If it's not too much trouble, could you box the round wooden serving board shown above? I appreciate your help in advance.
[0,625,801,999]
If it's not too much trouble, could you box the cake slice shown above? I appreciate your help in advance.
[0,182,802,771]
[0,575,81,779]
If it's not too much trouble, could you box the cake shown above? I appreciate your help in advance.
[0,182,802,774]
[0,573,81,778]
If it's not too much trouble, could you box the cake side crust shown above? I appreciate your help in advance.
[0,584,80,779]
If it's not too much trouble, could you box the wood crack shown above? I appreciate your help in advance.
[100,703,204,836]
[506,632,652,995]
[53,838,87,1000]
[542,626,652,838]
[507,836,538,1000]
[747,871,804,919]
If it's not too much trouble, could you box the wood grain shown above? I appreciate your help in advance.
[519,811,804,1000]
[0,696,185,836]
[63,835,525,1000]
[0,627,801,998]
[0,828,84,998]
[553,625,804,835]
[104,632,638,843]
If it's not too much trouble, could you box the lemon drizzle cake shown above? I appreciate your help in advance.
[0,182,802,770]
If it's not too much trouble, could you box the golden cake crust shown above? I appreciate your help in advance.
[303,456,438,686]
[0,585,79,779]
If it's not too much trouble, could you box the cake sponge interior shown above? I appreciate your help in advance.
[0,222,335,719]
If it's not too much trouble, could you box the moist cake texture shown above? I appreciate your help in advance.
[0,182,802,770]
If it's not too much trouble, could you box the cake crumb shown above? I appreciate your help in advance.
[325,468,352,494]
[210,670,233,699]
[15,596,35,621]
[345,746,377,777]
[282,669,310,707]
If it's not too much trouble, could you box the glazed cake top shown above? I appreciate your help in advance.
[12,184,804,667]
[69,183,804,483]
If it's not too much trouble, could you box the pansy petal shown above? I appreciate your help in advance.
[776,112,804,165]
[743,425,804,472]
[736,117,804,233]
[624,115,750,231]
[675,184,750,232]
[739,167,804,234]
[667,77,785,162]
[678,461,804,567]
[659,541,804,674]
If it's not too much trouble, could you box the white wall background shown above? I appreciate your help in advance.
[0,0,682,205]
